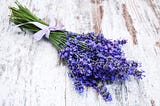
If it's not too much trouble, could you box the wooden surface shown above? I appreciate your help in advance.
[0,0,160,106]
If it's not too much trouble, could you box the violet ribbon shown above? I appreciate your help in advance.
[17,22,65,41]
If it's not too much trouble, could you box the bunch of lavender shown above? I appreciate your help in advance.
[59,32,144,101]
[10,2,144,102]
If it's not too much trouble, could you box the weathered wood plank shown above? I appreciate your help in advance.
[0,0,160,106]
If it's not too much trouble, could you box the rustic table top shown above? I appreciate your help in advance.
[0,0,160,106]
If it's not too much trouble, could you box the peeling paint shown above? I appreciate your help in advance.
[91,0,103,34]
[151,99,155,106]
[122,4,138,45]
[155,41,160,47]
[147,0,160,23]
[147,0,160,33]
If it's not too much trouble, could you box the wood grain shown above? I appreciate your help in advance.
[0,0,160,106]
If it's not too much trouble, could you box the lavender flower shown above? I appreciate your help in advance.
[59,32,144,101]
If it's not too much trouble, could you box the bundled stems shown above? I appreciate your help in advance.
[9,1,67,51]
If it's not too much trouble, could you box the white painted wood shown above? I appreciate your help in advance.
[0,0,160,106]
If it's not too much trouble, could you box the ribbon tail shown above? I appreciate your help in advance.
[45,30,50,39]
[49,25,65,31]
[29,22,48,29]
[33,30,46,41]
[59,25,65,30]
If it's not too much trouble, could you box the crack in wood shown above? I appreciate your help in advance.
[151,99,155,106]
[91,0,102,4]
[147,0,160,23]
[91,0,103,34]
[147,0,160,33]
[122,4,138,45]
[154,47,158,55]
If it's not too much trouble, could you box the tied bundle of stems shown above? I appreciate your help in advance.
[9,2,145,102]
[9,1,67,50]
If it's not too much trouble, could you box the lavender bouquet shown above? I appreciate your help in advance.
[9,2,144,102]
